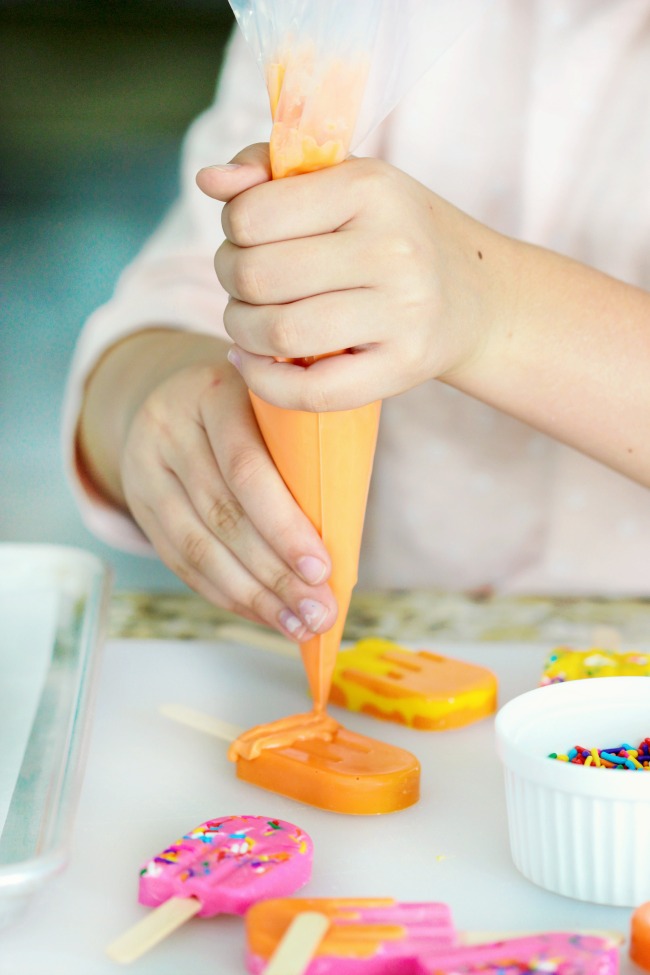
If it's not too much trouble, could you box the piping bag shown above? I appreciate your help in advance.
[227,0,487,711]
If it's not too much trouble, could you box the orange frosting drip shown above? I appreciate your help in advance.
[227,710,339,761]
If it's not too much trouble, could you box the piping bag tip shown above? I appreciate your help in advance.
[299,597,350,711]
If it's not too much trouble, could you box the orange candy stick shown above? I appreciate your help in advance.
[161,704,420,816]
[329,638,498,730]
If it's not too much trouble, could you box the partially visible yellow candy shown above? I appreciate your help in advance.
[330,637,498,731]
[540,647,650,685]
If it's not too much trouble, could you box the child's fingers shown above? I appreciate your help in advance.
[227,344,402,413]
[223,290,384,360]
[128,460,329,643]
[220,161,365,246]
[132,483,302,640]
[216,239,367,309]
[120,360,338,639]
[195,143,272,203]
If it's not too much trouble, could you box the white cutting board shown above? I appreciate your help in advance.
[0,637,638,975]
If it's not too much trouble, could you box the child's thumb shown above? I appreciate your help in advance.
[195,143,272,202]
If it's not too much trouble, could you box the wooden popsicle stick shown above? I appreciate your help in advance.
[264,911,331,975]
[216,623,299,659]
[159,703,241,742]
[106,896,201,964]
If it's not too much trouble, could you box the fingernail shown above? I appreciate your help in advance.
[298,599,330,632]
[227,347,242,370]
[297,556,327,585]
[279,609,307,639]
[208,163,242,172]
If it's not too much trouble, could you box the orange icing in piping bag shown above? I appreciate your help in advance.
[266,52,368,178]
[250,47,380,713]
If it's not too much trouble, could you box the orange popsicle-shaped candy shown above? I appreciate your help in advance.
[230,713,420,815]
[163,705,420,815]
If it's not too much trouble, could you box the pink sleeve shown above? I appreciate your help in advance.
[61,28,271,552]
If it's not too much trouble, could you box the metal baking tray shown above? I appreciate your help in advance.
[0,544,111,927]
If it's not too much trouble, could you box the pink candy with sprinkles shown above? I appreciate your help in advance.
[138,815,313,917]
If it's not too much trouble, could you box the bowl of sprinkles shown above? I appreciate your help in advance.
[495,676,650,907]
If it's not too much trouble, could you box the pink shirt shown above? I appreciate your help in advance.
[63,0,650,595]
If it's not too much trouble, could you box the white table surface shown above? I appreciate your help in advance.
[0,637,638,975]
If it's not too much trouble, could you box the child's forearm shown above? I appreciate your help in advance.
[78,328,231,507]
[446,239,650,485]
[201,149,650,487]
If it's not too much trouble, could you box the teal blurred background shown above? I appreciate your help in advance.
[1,1,237,588]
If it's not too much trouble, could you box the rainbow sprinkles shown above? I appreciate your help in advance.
[549,738,650,769]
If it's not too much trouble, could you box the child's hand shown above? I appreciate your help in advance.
[118,355,337,639]
[197,145,509,411]
[78,150,339,640]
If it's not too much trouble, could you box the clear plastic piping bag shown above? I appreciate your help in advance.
[228,0,490,173]
[226,0,488,711]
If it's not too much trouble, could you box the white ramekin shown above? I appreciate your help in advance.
[495,676,650,907]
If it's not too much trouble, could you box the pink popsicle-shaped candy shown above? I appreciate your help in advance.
[418,933,619,975]
[107,815,313,964]
[245,897,457,974]
[139,815,313,917]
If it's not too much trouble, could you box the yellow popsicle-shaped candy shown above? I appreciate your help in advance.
[329,638,498,730]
